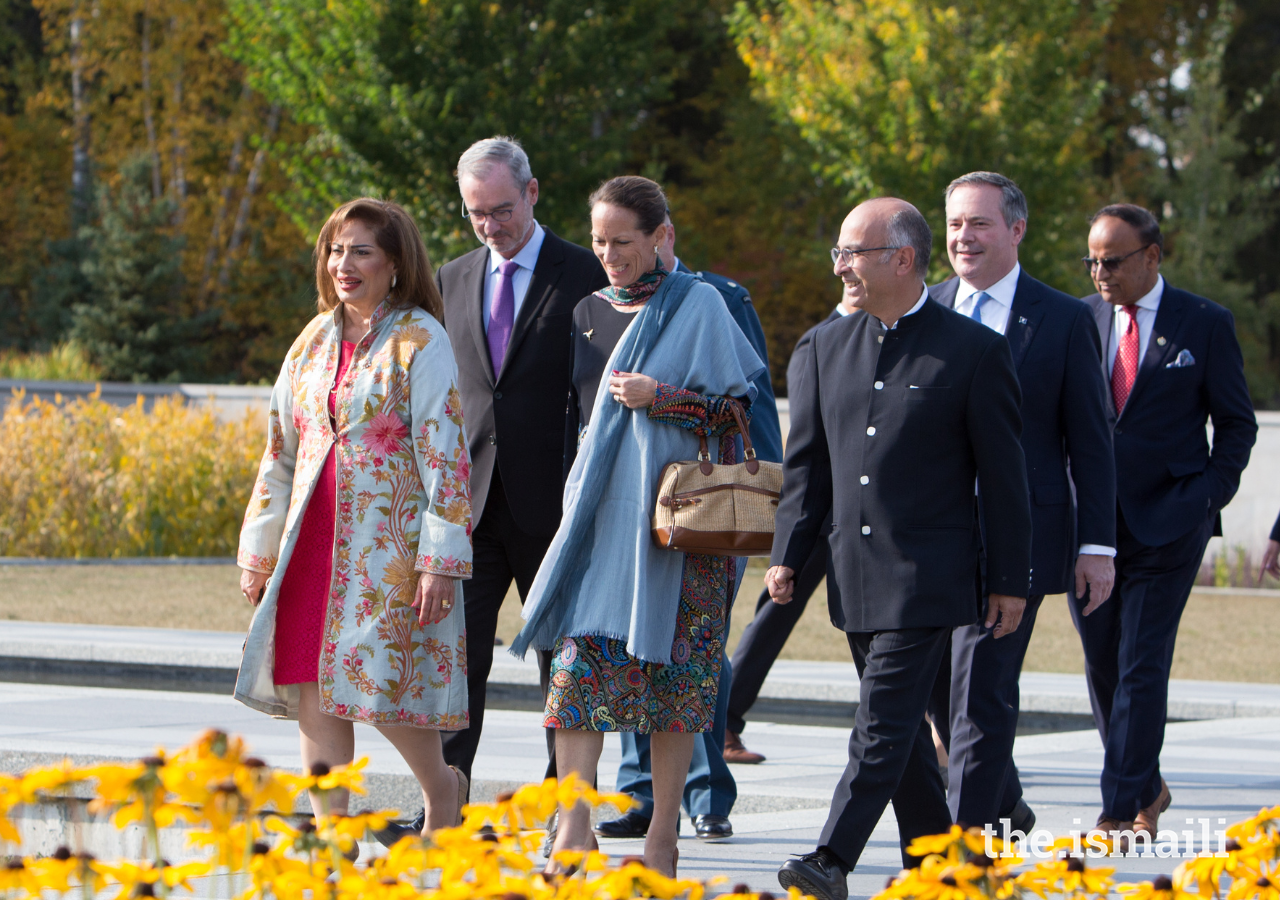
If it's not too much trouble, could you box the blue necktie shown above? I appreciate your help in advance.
[968,290,992,326]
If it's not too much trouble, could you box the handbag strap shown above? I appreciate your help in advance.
[726,398,760,474]
[694,397,755,476]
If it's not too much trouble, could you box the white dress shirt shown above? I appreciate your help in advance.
[878,287,929,330]
[1106,275,1163,376]
[954,263,1019,335]
[482,221,546,331]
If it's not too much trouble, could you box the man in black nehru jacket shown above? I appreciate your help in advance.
[769,197,1031,900]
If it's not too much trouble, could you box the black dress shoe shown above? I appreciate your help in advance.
[1006,798,1036,835]
[372,809,425,848]
[693,814,733,841]
[592,809,652,839]
[778,850,849,900]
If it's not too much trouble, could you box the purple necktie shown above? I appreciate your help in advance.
[488,259,519,375]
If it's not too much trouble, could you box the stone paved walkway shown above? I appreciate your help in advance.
[2,679,1278,897]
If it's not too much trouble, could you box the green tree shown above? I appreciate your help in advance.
[223,0,685,258]
[66,157,212,381]
[1142,5,1280,404]
[729,0,1112,290]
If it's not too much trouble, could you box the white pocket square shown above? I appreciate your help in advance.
[1166,349,1195,368]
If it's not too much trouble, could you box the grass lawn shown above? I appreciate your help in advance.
[2,562,1277,683]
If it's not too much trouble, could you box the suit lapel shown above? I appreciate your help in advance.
[1006,273,1043,371]
[929,279,960,310]
[1122,287,1184,417]
[466,250,496,386]
[499,230,565,378]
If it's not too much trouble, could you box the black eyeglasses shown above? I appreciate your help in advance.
[1081,245,1152,273]
[462,188,527,223]
[831,246,902,265]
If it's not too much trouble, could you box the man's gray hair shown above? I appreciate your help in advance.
[945,171,1028,227]
[884,206,932,277]
[455,136,533,189]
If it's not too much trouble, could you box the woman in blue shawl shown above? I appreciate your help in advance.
[512,177,766,876]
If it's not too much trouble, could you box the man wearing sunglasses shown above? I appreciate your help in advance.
[1076,203,1256,844]
[384,137,608,836]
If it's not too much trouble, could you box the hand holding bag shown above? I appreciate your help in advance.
[651,399,782,556]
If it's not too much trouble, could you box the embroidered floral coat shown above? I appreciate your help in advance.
[235,301,472,729]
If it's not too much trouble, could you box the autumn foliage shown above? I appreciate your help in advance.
[0,390,261,557]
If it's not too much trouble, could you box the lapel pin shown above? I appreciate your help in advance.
[1156,336,1166,346]
[1018,316,1028,325]
[584,329,594,341]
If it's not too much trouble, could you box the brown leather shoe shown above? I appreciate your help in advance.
[1134,779,1171,838]
[724,730,765,764]
[1086,815,1136,854]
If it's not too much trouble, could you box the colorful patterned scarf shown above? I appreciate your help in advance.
[593,260,668,306]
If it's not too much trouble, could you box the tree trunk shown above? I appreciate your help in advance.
[167,16,186,224]
[69,3,92,227]
[140,4,162,199]
[197,83,253,304]
[216,103,281,294]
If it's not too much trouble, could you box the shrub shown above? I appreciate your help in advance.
[0,342,103,381]
[0,389,261,557]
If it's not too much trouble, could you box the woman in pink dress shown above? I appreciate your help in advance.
[236,199,473,844]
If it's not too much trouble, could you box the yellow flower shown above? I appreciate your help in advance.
[1230,809,1280,841]
[1119,872,1200,900]
[1016,856,1115,899]
[1226,873,1280,900]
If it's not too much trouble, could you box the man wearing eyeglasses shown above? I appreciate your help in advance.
[923,172,1116,838]
[422,136,607,805]
[1074,204,1255,843]
[769,197,1030,900]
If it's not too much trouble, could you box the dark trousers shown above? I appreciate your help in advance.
[820,628,952,872]
[616,650,738,818]
[930,594,1045,827]
[1068,507,1212,820]
[727,543,827,734]
[440,473,556,782]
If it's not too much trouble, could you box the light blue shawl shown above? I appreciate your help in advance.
[511,272,766,664]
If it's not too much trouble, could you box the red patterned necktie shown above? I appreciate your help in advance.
[1111,304,1139,413]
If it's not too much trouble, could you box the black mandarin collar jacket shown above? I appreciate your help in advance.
[771,298,1032,632]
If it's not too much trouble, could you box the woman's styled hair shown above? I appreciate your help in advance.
[588,176,669,235]
[314,198,444,321]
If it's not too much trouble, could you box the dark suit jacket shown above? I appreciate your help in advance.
[787,309,843,398]
[771,298,1032,631]
[931,271,1116,596]
[437,228,607,537]
[1272,509,1280,543]
[1083,283,1257,548]
[686,265,784,464]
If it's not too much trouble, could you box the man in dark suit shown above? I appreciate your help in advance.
[594,215,783,842]
[1075,204,1256,841]
[925,172,1116,833]
[376,136,607,844]
[724,303,843,765]
[770,198,1031,900]
[439,136,611,770]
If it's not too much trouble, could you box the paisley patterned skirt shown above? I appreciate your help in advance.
[543,553,733,733]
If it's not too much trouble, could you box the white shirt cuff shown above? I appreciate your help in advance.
[1078,544,1117,557]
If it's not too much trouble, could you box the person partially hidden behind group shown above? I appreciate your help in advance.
[234,198,473,847]
[510,175,766,877]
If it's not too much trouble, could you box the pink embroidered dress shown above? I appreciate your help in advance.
[235,302,472,728]
[272,340,354,684]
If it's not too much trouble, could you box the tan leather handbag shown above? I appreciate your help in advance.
[651,399,783,556]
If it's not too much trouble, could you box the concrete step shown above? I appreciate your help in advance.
[3,620,1279,723]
